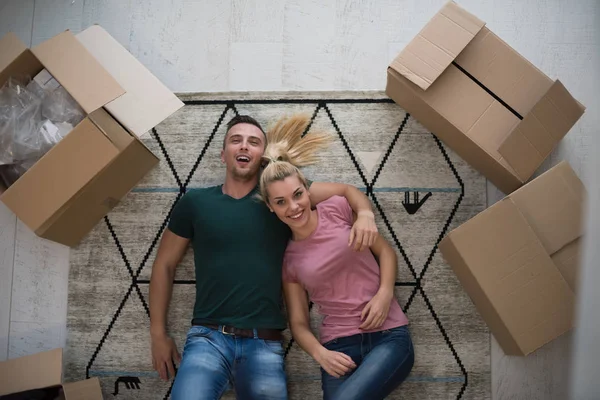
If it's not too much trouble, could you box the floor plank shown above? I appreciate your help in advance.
[8,320,66,359]
[332,0,389,90]
[10,220,69,359]
[282,0,337,90]
[230,42,283,91]
[81,0,134,49]
[0,203,16,361]
[31,0,85,46]
[128,0,232,92]
[231,0,285,43]
[0,0,35,46]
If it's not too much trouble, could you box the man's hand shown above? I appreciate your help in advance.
[315,347,356,378]
[359,288,393,330]
[349,211,378,251]
[151,333,181,381]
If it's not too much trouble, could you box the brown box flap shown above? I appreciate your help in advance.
[440,197,576,355]
[36,113,158,247]
[454,27,554,117]
[439,225,523,355]
[76,25,184,138]
[62,377,104,400]
[551,239,581,292]
[31,30,125,114]
[0,33,43,88]
[0,118,120,233]
[386,67,524,194]
[0,348,63,396]
[389,1,485,90]
[498,81,586,181]
[509,161,586,256]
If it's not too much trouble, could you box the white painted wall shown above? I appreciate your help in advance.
[0,0,598,398]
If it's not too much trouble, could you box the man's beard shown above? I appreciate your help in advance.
[231,163,259,181]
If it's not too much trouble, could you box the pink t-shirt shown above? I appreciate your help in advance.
[282,195,409,344]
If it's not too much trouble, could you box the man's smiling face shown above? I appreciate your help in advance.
[221,123,265,181]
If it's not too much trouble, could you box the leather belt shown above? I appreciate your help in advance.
[195,322,283,341]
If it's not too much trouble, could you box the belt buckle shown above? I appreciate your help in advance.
[220,325,235,335]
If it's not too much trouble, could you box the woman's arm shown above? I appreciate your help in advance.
[357,214,398,330]
[283,281,356,378]
[308,182,378,251]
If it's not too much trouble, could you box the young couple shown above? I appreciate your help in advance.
[149,114,414,400]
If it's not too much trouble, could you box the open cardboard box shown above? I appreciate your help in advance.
[0,348,102,399]
[386,1,586,194]
[439,161,586,356]
[0,25,183,246]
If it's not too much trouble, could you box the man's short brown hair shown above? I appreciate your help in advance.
[223,115,266,149]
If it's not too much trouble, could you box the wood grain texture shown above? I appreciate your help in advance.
[491,334,574,400]
[81,0,134,49]
[231,0,284,43]
[0,0,35,46]
[0,203,16,361]
[230,42,283,90]
[31,0,85,46]
[282,0,337,90]
[570,47,600,397]
[333,0,389,89]
[10,221,68,333]
[8,320,66,359]
[128,0,232,92]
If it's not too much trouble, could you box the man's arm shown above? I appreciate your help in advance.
[149,229,189,381]
[308,181,378,251]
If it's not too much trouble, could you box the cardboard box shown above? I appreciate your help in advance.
[439,161,586,356]
[386,1,585,194]
[0,348,103,399]
[0,26,183,246]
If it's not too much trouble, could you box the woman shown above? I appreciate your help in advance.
[258,114,414,400]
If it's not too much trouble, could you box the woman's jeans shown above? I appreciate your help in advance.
[321,325,414,400]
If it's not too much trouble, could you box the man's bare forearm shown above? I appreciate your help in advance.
[148,229,189,337]
[149,263,175,337]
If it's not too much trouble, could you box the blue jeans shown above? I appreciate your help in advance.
[171,325,287,400]
[321,325,414,400]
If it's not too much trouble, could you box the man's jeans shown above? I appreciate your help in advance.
[171,325,287,400]
[321,325,414,400]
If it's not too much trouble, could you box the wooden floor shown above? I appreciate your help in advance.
[0,0,598,398]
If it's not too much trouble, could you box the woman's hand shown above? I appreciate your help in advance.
[349,211,378,251]
[359,288,393,330]
[315,347,357,378]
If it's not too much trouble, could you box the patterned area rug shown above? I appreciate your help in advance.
[65,91,489,399]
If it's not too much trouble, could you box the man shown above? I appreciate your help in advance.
[149,115,378,399]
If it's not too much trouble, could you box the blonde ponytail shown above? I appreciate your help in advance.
[259,113,332,203]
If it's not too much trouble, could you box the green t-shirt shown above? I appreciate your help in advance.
[167,185,292,330]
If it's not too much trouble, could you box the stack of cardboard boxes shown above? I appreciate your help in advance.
[0,26,183,398]
[386,1,587,356]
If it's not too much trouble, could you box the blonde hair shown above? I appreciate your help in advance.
[259,113,332,203]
